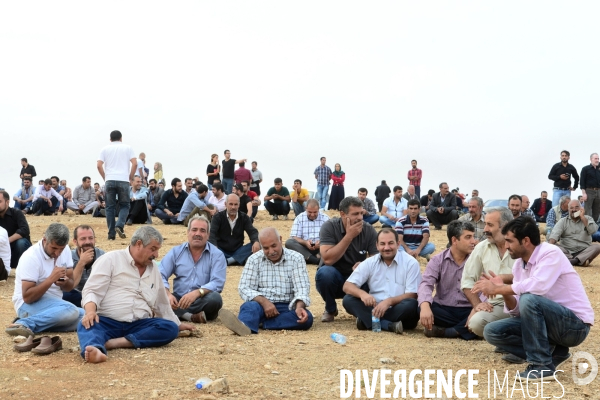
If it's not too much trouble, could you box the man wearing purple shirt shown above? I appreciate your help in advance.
[418,220,477,340]
[473,216,594,382]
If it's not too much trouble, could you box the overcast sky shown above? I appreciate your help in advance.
[1,1,599,204]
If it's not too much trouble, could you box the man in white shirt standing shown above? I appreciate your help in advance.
[5,223,83,337]
[77,226,195,363]
[97,130,137,240]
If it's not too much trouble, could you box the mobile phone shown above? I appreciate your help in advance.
[58,277,66,281]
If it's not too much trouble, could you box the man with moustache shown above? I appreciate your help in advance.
[474,217,594,381]
[396,199,435,261]
[219,227,312,335]
[316,196,378,322]
[77,226,195,364]
[208,183,227,212]
[417,220,477,340]
[155,178,188,225]
[402,185,419,202]
[179,184,217,226]
[62,226,106,307]
[161,216,226,323]
[357,188,379,225]
[548,200,600,267]
[209,194,260,266]
[146,179,164,216]
[67,176,100,215]
[580,152,600,222]
[13,177,35,214]
[342,228,421,334]
[460,208,514,341]
[520,195,536,220]
[426,183,459,230]
[285,199,329,265]
[530,191,552,223]
[458,197,486,242]
[126,176,151,225]
[546,195,570,237]
[233,183,254,217]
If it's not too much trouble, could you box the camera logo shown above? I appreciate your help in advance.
[572,351,598,385]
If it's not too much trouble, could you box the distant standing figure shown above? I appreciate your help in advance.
[580,152,600,222]
[97,130,137,240]
[314,157,332,209]
[328,164,345,211]
[234,162,253,185]
[19,158,37,183]
[206,154,220,189]
[548,150,579,206]
[154,162,165,186]
[221,150,246,195]
[374,180,391,212]
[407,160,422,199]
[250,161,263,196]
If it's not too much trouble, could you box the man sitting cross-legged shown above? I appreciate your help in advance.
[219,227,313,335]
[548,200,600,267]
[357,187,380,225]
[379,186,408,227]
[126,176,151,225]
[66,176,99,215]
[6,223,84,338]
[474,217,594,381]
[77,226,195,363]
[460,207,514,343]
[342,228,421,334]
[161,216,226,324]
[13,177,34,214]
[417,220,477,340]
[209,194,260,266]
[178,184,217,226]
[31,178,63,216]
[155,178,188,225]
[395,199,435,261]
[425,182,458,230]
[285,199,329,265]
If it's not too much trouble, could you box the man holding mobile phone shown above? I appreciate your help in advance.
[6,223,83,338]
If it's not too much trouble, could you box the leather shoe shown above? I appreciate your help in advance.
[14,336,42,352]
[321,310,338,322]
[191,311,207,324]
[423,325,446,338]
[31,336,62,355]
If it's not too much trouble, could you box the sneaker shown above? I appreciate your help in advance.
[115,226,126,239]
[494,346,507,354]
[423,325,446,338]
[218,309,251,336]
[272,215,279,220]
[389,321,403,334]
[518,364,556,382]
[283,215,288,220]
[356,318,368,331]
[502,353,527,364]
[108,236,115,241]
[553,352,572,370]
[190,311,207,324]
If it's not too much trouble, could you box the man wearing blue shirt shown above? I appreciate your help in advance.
[126,176,151,225]
[13,178,35,214]
[178,184,217,226]
[160,216,226,323]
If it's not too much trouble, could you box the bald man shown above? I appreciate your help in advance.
[219,228,313,335]
[208,194,260,266]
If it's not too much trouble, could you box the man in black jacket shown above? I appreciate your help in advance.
[209,194,260,265]
[425,182,458,230]
[530,191,553,223]
[0,190,32,270]
[548,150,579,207]
[155,178,188,224]
[374,180,391,212]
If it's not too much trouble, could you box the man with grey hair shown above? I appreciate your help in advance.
[461,208,515,343]
[458,196,486,242]
[161,216,226,323]
[580,152,600,222]
[545,195,570,236]
[6,223,84,338]
[316,196,378,322]
[77,226,195,363]
[549,200,600,267]
[219,227,312,335]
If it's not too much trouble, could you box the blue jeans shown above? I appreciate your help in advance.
[593,228,600,242]
[13,201,32,212]
[483,294,590,367]
[316,184,329,209]
[343,295,419,331]
[105,180,131,238]
[292,201,306,217]
[315,266,350,313]
[77,316,179,358]
[222,178,234,195]
[363,214,380,225]
[238,301,313,333]
[10,238,31,269]
[154,209,182,224]
[379,215,397,227]
[400,242,436,257]
[221,243,253,265]
[62,290,83,308]
[17,294,84,334]
[552,188,571,207]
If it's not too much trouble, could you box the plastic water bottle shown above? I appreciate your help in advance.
[195,377,213,389]
[330,333,347,345]
[372,316,381,332]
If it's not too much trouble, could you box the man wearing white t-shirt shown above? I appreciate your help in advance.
[5,223,84,337]
[97,130,137,240]
[0,226,10,281]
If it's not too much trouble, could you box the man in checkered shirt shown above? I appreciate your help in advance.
[285,199,329,265]
[314,156,332,209]
[219,228,313,335]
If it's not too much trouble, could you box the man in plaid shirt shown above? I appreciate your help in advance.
[357,188,380,225]
[285,199,329,265]
[219,228,313,335]
[407,160,423,198]
[314,157,332,209]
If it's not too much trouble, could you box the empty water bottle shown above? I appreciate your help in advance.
[330,333,347,345]
[372,315,381,332]
[195,377,213,389]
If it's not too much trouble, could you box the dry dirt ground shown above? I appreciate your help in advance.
[0,211,599,400]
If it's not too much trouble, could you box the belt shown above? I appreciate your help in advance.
[586,187,600,190]
[553,187,570,190]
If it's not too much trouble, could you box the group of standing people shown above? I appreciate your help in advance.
[313,157,346,210]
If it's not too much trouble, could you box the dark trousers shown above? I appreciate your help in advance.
[584,188,600,222]
[10,238,32,269]
[377,200,384,212]
[427,302,477,340]
[0,260,7,280]
[221,243,253,265]
[173,291,223,321]
[238,301,313,333]
[32,197,58,214]
[535,214,547,223]
[62,289,82,308]
[128,199,150,224]
[342,295,419,331]
[264,201,290,216]
[315,266,350,313]
[426,209,459,228]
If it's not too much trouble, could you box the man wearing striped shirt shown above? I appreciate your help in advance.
[219,228,313,335]
[285,199,329,265]
[395,199,435,261]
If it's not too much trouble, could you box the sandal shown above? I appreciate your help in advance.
[5,324,34,337]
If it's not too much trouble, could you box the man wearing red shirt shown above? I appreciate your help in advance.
[234,162,253,185]
[407,160,423,199]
